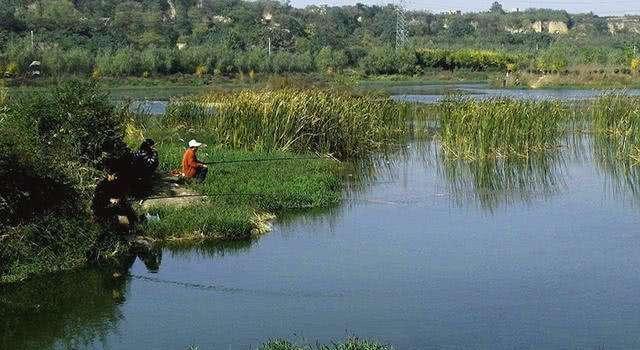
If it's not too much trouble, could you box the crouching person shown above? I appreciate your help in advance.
[182,139,208,183]
[92,171,138,233]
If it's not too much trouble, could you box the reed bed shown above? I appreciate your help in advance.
[164,88,411,159]
[591,94,640,161]
[437,97,569,159]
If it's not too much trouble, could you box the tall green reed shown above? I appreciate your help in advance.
[163,88,411,159]
[591,93,640,161]
[437,97,569,159]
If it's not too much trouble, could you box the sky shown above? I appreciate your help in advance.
[287,0,640,16]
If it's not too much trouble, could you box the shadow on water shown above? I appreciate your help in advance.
[0,267,127,350]
[0,247,166,350]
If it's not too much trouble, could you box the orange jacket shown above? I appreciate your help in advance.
[182,148,201,178]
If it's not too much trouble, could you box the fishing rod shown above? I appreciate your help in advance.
[139,193,270,202]
[138,193,407,206]
[202,154,338,165]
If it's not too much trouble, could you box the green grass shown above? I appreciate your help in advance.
[437,97,569,159]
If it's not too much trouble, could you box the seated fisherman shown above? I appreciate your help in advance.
[181,139,208,183]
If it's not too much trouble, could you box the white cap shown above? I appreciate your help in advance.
[188,139,203,148]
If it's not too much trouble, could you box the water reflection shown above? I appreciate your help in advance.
[0,267,126,350]
[593,133,640,205]
[0,247,166,350]
[438,151,567,212]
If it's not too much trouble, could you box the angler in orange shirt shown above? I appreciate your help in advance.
[182,139,208,182]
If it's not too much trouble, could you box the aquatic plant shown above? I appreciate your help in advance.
[439,151,565,211]
[437,97,569,159]
[164,88,411,159]
[591,93,640,160]
[260,337,392,350]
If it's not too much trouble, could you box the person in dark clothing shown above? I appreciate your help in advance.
[130,139,159,195]
[132,139,159,177]
[91,173,137,233]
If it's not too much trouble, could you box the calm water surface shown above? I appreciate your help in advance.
[3,136,640,350]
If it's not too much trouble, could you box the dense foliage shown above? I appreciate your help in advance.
[0,1,639,77]
[0,81,128,282]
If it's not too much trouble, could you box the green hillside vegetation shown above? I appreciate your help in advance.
[0,1,639,81]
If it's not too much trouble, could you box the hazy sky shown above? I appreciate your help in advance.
[288,0,640,16]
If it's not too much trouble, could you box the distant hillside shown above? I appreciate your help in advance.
[0,1,639,77]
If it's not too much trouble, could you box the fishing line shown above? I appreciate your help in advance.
[130,274,345,298]
[138,193,425,206]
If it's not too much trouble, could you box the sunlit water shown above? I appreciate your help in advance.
[3,134,640,350]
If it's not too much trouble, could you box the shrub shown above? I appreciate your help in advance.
[631,58,640,73]
[416,48,518,71]
[0,81,126,282]
[96,49,141,77]
[360,46,398,75]
[316,47,349,74]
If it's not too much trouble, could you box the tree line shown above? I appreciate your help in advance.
[0,0,639,77]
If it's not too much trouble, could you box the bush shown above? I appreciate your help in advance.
[631,58,640,73]
[235,47,267,73]
[96,48,142,77]
[416,48,518,71]
[0,81,130,282]
[360,46,399,75]
[316,47,349,74]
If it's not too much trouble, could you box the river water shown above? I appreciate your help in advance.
[4,87,640,350]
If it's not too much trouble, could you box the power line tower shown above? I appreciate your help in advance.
[395,0,408,50]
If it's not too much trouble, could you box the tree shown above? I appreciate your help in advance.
[490,2,505,15]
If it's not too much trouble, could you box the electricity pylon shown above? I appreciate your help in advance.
[395,0,408,49]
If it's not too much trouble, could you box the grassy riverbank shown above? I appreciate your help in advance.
[141,147,342,242]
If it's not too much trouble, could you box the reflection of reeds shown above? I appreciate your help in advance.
[437,97,569,160]
[165,239,257,259]
[593,133,640,203]
[0,267,124,350]
[438,142,566,211]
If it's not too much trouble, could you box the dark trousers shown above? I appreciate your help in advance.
[195,167,208,183]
